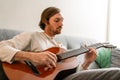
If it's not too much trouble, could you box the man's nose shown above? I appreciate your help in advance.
[59,22,63,26]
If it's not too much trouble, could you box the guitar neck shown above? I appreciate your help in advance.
[57,43,103,61]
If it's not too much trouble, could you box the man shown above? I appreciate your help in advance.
[0,7,96,71]
[0,7,119,80]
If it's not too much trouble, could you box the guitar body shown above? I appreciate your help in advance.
[2,43,114,80]
[2,47,79,80]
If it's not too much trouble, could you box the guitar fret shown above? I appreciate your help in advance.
[58,47,89,60]
[57,43,104,60]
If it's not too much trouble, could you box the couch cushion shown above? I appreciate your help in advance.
[0,29,21,41]
[111,48,120,67]
[95,48,111,68]
[65,36,96,49]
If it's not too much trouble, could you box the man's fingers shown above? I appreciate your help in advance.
[47,51,57,63]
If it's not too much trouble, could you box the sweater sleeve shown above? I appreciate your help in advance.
[0,32,32,63]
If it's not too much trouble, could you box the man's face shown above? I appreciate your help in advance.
[46,13,63,35]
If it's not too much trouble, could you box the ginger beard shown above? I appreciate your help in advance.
[47,25,62,35]
[45,13,63,36]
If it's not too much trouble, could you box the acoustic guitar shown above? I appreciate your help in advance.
[2,43,115,80]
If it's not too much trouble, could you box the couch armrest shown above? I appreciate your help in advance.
[55,35,97,49]
[65,36,97,49]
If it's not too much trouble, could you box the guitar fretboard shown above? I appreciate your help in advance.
[57,43,103,61]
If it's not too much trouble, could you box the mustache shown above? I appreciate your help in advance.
[57,26,62,29]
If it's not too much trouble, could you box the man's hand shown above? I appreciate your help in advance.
[14,51,57,71]
[85,48,97,63]
[82,48,97,70]
[29,51,57,71]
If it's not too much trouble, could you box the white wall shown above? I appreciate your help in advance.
[0,0,108,42]
[109,0,120,47]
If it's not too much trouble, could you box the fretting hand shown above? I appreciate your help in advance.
[82,48,97,70]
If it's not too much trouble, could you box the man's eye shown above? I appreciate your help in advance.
[55,19,59,22]
[54,18,63,22]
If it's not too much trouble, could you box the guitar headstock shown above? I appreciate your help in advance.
[88,43,116,49]
[102,43,117,48]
